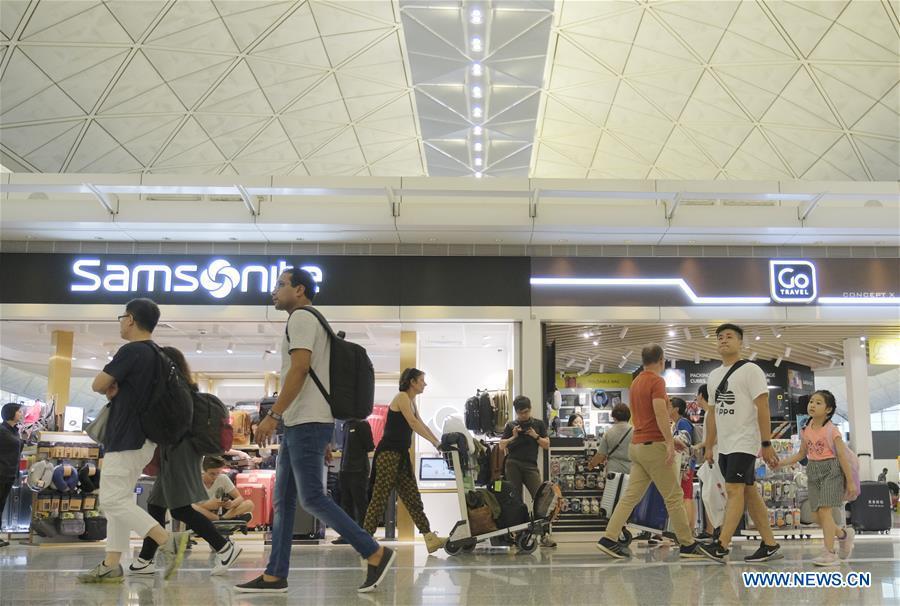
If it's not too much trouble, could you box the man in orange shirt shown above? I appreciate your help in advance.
[597,344,713,561]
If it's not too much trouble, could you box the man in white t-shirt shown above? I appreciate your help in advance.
[698,323,783,564]
[193,456,253,522]
[235,268,394,595]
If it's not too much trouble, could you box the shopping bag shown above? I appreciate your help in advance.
[698,462,727,529]
[84,404,110,444]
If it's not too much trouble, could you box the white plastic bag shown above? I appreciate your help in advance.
[697,461,727,528]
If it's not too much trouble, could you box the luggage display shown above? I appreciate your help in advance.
[230,411,252,446]
[1,482,33,532]
[79,515,107,541]
[628,482,668,533]
[850,481,892,533]
[600,471,628,519]
[488,480,529,528]
[134,478,155,512]
[237,470,276,528]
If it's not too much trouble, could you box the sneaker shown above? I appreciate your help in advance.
[77,561,124,584]
[596,537,630,560]
[837,527,855,560]
[423,532,446,554]
[695,531,713,541]
[235,574,288,593]
[233,513,252,524]
[331,537,349,545]
[358,547,396,593]
[697,541,729,564]
[157,531,190,579]
[679,542,708,559]
[212,540,243,576]
[127,557,157,575]
[540,536,558,548]
[813,549,839,567]
[744,542,783,563]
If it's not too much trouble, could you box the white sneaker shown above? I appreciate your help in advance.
[212,541,243,576]
[128,557,157,575]
[812,549,839,567]
[837,527,855,560]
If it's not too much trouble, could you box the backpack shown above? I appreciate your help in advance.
[533,481,563,522]
[138,342,193,445]
[489,480,529,528]
[190,391,234,455]
[493,394,509,434]
[465,396,481,431]
[291,307,374,420]
[478,392,494,434]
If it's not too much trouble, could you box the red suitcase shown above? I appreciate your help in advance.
[238,483,267,529]
[237,471,276,527]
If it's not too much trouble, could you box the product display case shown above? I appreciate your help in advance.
[548,437,604,533]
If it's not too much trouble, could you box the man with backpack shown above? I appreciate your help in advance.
[236,268,394,594]
[78,298,189,583]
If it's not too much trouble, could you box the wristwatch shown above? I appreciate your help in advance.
[268,410,283,421]
[761,440,772,448]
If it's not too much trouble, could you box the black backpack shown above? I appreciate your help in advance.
[478,392,494,434]
[139,342,193,445]
[489,480,529,528]
[290,307,374,421]
[190,391,233,455]
[465,396,481,431]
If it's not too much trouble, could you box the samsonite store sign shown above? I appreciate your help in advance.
[530,257,899,307]
[0,253,530,306]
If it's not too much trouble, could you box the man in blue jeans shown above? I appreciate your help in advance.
[236,268,395,594]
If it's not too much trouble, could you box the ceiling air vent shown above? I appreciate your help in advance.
[144,194,202,202]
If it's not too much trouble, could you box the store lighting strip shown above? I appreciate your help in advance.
[817,297,900,305]
[530,277,771,305]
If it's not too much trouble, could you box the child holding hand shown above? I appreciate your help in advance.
[777,390,858,566]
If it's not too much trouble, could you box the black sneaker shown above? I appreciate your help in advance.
[358,547,396,593]
[744,542,783,563]
[235,575,288,593]
[679,542,708,559]
[331,537,349,545]
[696,531,713,541]
[596,537,630,560]
[697,541,729,564]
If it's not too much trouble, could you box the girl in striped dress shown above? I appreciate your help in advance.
[776,390,858,566]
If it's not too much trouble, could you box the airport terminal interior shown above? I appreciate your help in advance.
[0,0,898,604]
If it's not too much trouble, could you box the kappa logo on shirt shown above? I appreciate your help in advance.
[716,390,736,415]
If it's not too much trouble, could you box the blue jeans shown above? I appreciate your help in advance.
[266,423,379,578]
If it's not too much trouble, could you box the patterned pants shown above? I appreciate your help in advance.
[363,450,431,535]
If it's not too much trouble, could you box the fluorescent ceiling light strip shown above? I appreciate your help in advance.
[529,277,770,305]
[817,297,900,304]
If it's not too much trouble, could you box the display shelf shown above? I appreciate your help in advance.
[549,437,605,532]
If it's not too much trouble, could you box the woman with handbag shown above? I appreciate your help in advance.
[588,404,633,474]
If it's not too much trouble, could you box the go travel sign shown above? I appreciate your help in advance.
[769,260,817,303]
[70,258,322,300]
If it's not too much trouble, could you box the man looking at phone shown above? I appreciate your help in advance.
[499,396,556,547]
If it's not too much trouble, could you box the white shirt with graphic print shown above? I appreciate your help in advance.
[708,362,769,456]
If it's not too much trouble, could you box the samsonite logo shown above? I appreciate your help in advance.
[71,258,322,299]
[770,260,817,303]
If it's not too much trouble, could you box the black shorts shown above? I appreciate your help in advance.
[718,452,757,486]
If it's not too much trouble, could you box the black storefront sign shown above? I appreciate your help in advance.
[0,253,530,307]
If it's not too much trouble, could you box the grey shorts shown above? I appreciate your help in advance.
[807,458,844,511]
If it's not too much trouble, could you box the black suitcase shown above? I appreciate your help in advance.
[851,482,892,533]
[80,516,107,541]
[489,480,529,528]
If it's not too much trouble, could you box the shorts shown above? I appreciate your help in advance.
[681,469,694,498]
[718,452,757,486]
[807,458,844,510]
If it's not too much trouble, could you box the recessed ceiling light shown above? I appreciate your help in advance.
[495,238,502,243]
[427,237,437,243]
[558,239,568,244]
[470,36,482,52]
[474,142,483,152]
[470,8,483,24]
[90,356,97,360]
[473,126,483,136]
[474,171,482,178]
[226,342,234,354]
[472,106,483,118]
[474,157,483,167]
[472,85,482,99]
[471,63,483,77]
[668,329,676,337]
[196,342,203,354]
[592,340,598,347]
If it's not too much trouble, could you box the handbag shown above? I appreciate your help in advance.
[467,504,498,535]
[84,404,110,444]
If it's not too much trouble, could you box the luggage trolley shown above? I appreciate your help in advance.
[443,448,551,555]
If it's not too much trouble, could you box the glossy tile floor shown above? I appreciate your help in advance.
[1,532,899,606]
